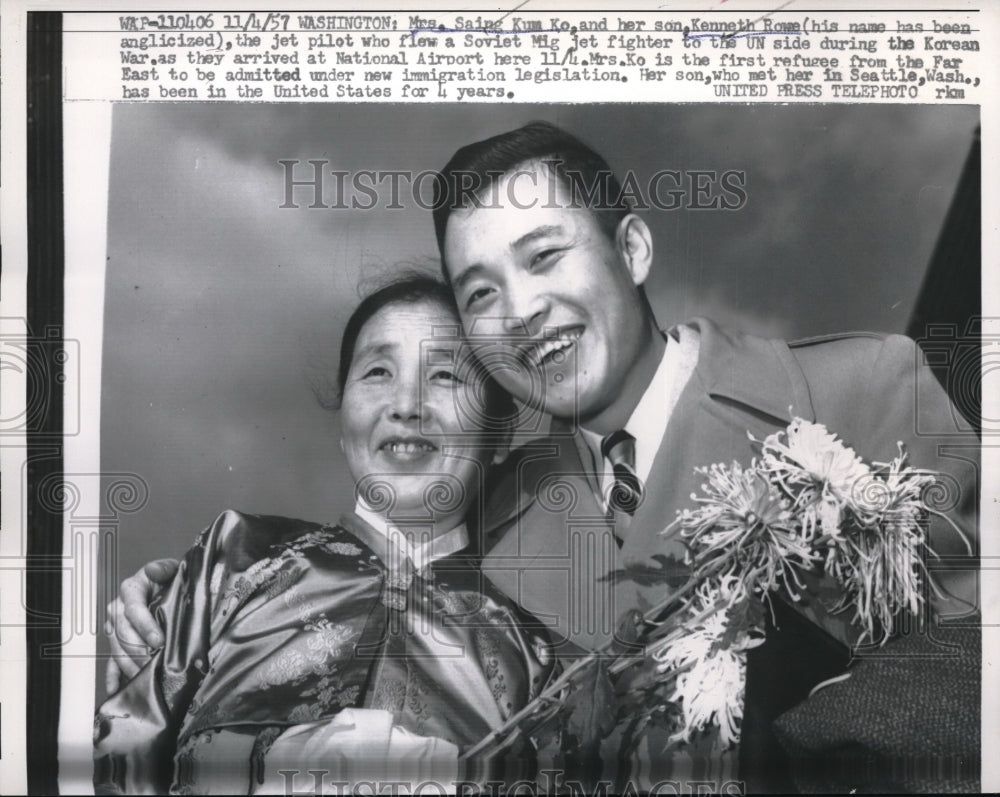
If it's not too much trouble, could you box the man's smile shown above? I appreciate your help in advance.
[517,326,584,368]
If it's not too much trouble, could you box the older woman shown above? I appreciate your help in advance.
[94,275,553,794]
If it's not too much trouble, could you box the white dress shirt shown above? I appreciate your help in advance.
[579,326,701,510]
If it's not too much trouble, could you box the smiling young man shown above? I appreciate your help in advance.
[441,161,664,438]
[430,122,980,791]
[110,122,980,792]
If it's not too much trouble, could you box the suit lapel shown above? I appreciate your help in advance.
[483,318,819,652]
[482,435,602,561]
[481,429,622,651]
[618,318,818,631]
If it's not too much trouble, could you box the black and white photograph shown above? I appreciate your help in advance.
[1,4,995,794]
[84,103,982,793]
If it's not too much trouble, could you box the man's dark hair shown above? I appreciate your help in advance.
[432,121,630,279]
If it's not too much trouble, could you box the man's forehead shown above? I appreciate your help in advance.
[442,160,604,279]
[447,192,586,239]
[453,160,580,216]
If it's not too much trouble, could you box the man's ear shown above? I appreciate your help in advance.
[616,213,654,286]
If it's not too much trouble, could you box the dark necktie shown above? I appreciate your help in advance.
[601,429,644,518]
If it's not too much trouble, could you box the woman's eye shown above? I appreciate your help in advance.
[431,370,462,384]
[362,366,390,379]
[465,286,494,309]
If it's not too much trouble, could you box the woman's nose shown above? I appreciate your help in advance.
[388,379,424,421]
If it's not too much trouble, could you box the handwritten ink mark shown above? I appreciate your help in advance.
[722,0,799,39]
[411,25,560,36]
[684,27,803,41]
[495,0,532,28]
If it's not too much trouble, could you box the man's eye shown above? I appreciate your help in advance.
[431,370,462,384]
[362,366,390,379]
[531,248,560,267]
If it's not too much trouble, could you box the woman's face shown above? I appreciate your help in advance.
[340,298,500,523]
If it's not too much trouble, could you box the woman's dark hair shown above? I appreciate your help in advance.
[335,272,516,428]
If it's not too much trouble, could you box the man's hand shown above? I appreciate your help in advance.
[104,558,178,693]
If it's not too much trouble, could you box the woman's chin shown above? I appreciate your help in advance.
[373,474,466,516]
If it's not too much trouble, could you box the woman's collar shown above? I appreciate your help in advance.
[353,499,469,572]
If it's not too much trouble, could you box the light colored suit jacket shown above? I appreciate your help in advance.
[477,317,979,790]
[481,317,978,650]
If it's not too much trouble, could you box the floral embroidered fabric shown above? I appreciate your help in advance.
[94,510,553,794]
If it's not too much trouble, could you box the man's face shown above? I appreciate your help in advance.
[443,163,652,423]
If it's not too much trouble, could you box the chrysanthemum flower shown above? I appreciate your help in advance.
[650,576,764,748]
[821,444,937,641]
[676,461,816,597]
[759,418,873,525]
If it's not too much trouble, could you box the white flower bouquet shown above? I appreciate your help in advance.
[460,418,969,769]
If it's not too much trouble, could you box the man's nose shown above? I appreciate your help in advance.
[502,281,550,336]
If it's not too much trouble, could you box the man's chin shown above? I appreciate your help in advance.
[497,372,578,409]
[549,384,621,429]
[536,391,583,422]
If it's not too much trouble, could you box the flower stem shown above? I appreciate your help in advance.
[459,557,734,761]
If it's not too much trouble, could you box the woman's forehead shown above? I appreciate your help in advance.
[355,298,463,354]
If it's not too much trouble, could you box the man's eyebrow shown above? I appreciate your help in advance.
[511,224,565,251]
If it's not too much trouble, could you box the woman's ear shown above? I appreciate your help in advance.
[491,421,513,466]
[492,444,510,466]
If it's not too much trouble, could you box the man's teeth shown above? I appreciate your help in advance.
[529,336,576,364]
[384,442,435,454]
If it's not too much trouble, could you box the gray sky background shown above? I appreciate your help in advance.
[100,103,978,583]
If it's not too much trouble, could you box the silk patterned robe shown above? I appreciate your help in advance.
[94,510,554,794]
